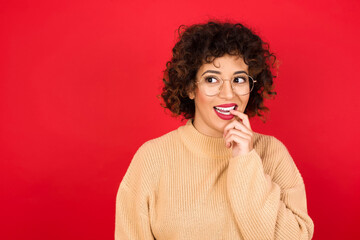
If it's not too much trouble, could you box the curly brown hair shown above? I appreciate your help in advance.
[160,20,277,120]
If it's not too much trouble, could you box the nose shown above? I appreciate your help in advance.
[218,80,234,99]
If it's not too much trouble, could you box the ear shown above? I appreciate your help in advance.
[188,90,195,100]
[186,82,196,100]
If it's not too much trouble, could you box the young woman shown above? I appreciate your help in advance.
[115,21,314,240]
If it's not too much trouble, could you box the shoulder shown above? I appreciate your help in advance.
[252,132,303,186]
[136,127,180,158]
[253,132,295,172]
[120,128,180,190]
[253,131,288,156]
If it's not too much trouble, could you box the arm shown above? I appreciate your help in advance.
[115,185,155,240]
[115,144,156,240]
[226,138,314,240]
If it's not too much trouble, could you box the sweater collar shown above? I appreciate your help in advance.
[177,119,233,159]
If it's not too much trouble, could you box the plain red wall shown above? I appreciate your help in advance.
[1,0,359,239]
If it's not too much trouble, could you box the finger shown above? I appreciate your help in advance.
[223,120,252,137]
[224,120,252,135]
[230,110,251,130]
[224,128,252,142]
[224,129,251,142]
[229,110,252,130]
[224,134,248,148]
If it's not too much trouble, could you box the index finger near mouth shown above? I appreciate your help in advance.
[230,110,252,130]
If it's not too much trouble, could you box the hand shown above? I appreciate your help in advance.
[223,110,254,158]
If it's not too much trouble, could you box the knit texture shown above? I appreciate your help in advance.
[115,120,314,240]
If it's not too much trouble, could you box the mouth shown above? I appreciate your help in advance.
[213,104,238,116]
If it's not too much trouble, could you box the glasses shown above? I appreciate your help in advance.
[196,72,257,96]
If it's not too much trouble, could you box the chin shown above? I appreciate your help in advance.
[212,117,229,132]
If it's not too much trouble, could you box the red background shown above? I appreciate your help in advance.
[1,0,359,239]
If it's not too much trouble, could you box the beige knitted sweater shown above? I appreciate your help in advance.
[115,120,314,239]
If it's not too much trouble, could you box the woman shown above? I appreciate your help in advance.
[115,21,314,240]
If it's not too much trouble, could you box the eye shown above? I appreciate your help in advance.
[205,76,219,84]
[233,76,248,84]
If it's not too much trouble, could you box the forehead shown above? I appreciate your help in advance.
[198,54,248,74]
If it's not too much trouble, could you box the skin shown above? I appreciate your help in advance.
[188,54,254,157]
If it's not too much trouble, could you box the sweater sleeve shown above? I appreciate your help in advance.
[115,143,156,240]
[226,137,314,240]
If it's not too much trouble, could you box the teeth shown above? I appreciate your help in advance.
[215,109,231,115]
[215,106,236,111]
[214,105,237,115]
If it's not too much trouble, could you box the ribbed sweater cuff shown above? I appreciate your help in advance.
[229,148,261,164]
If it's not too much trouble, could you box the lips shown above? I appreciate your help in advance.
[213,103,238,120]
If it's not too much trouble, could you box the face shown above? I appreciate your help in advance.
[188,54,250,137]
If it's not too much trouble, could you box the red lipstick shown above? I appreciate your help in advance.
[213,103,238,120]
[215,103,237,108]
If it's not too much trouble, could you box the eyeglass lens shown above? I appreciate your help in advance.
[200,74,255,96]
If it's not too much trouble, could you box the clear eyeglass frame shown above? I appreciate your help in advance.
[196,73,257,96]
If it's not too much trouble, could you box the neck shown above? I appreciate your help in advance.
[178,120,232,159]
[192,117,223,138]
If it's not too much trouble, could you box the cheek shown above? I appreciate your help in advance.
[195,89,213,111]
[238,96,250,111]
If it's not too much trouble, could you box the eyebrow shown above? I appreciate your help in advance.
[201,70,248,76]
